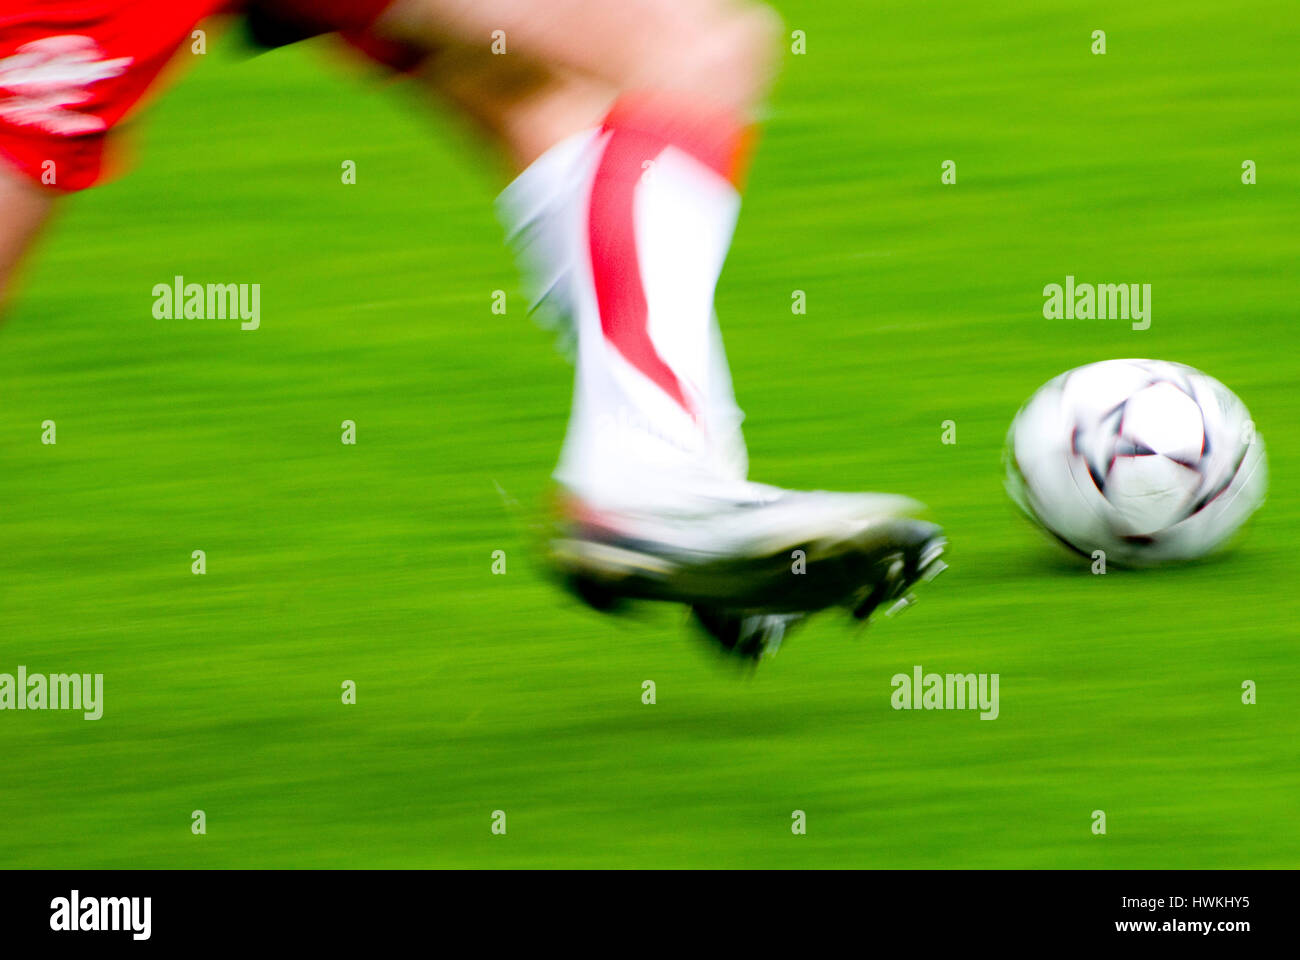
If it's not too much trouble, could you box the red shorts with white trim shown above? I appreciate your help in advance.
[0,0,396,191]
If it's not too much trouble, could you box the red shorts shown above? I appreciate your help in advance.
[0,0,397,191]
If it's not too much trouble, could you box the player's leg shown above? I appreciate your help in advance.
[370,0,946,653]
[379,0,774,488]
[0,165,54,309]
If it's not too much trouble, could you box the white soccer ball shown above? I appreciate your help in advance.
[1005,359,1267,566]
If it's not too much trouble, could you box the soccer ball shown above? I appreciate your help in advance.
[1005,359,1267,566]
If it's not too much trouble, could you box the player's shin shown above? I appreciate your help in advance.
[497,96,757,511]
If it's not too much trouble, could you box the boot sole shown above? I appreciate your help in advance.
[551,518,946,617]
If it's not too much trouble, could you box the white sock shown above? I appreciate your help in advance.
[498,123,750,511]
[496,128,603,355]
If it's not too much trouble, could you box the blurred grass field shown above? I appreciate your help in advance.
[2,0,1298,868]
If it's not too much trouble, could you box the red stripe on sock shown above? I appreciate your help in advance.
[602,93,754,187]
[587,127,695,416]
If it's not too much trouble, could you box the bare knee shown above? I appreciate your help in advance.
[378,0,783,116]
[652,4,783,113]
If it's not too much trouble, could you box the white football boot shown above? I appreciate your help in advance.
[549,483,947,660]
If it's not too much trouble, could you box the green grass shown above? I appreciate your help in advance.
[2,1,1297,868]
